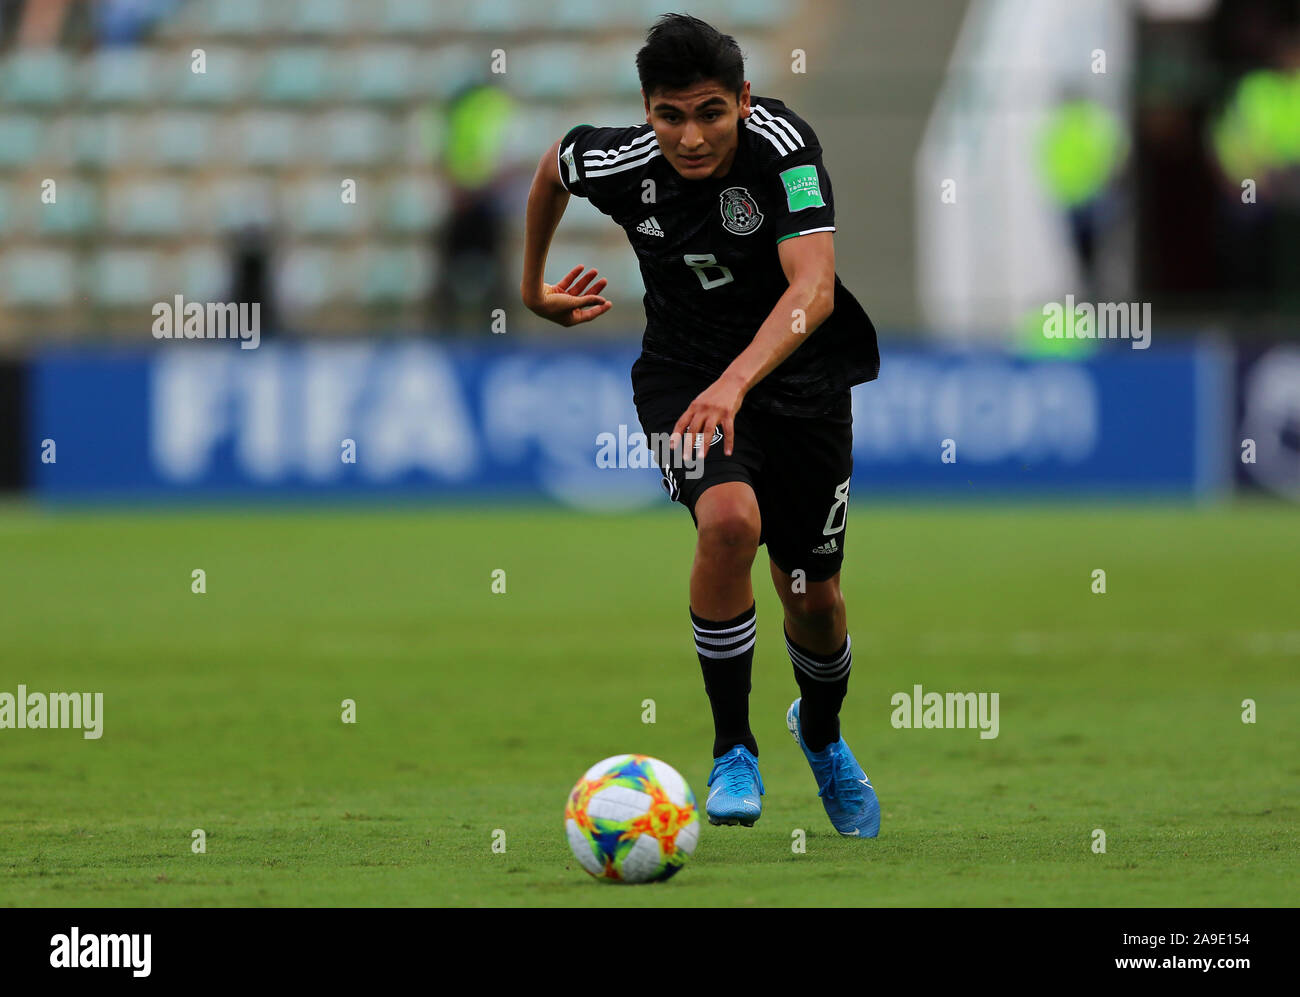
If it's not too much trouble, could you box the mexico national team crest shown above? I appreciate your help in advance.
[719,187,763,235]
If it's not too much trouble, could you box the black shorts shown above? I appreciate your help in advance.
[631,355,853,583]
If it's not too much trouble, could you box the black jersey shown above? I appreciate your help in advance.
[557,95,879,418]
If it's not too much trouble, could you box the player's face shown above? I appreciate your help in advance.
[644,80,752,180]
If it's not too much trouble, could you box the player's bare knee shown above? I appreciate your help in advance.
[697,511,760,557]
[783,584,844,632]
[695,484,760,556]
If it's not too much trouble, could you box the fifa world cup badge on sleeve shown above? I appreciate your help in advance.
[780,165,825,212]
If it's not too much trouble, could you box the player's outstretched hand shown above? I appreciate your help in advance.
[523,265,612,327]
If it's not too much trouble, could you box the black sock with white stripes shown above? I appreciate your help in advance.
[785,627,852,753]
[691,603,759,759]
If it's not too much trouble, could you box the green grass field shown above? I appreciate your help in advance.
[0,501,1295,907]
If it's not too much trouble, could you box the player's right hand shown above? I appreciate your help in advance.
[524,265,612,326]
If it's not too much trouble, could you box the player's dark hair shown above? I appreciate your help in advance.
[636,13,745,99]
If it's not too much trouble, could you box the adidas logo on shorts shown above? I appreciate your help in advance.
[810,538,839,554]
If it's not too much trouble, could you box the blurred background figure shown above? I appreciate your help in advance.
[432,82,516,336]
[228,224,277,343]
[1131,0,1300,338]
[1037,94,1126,300]
[94,0,185,46]
[1209,33,1300,318]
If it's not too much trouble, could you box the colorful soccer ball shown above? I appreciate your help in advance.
[564,754,699,883]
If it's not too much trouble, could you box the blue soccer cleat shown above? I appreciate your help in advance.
[786,698,880,838]
[705,745,765,826]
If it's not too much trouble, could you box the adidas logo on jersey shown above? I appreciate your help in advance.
[810,538,839,555]
[636,216,665,238]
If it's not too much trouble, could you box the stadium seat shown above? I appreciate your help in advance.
[352,46,419,102]
[498,111,562,165]
[171,48,250,104]
[260,48,334,103]
[149,113,215,166]
[2,249,77,305]
[62,113,132,167]
[175,245,230,301]
[2,49,72,105]
[317,110,390,165]
[721,0,782,27]
[508,44,590,99]
[0,116,41,167]
[464,0,518,32]
[419,45,479,100]
[205,176,277,233]
[582,46,644,96]
[279,245,347,307]
[237,111,303,166]
[288,0,355,36]
[742,47,775,89]
[397,107,440,165]
[587,0,652,29]
[379,0,443,34]
[283,176,368,235]
[382,175,448,233]
[358,244,430,303]
[556,0,643,31]
[35,183,100,236]
[152,1,199,38]
[107,180,188,236]
[196,0,270,37]
[84,50,156,104]
[89,249,167,305]
[36,116,74,168]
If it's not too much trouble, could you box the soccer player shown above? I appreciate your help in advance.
[521,15,882,837]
